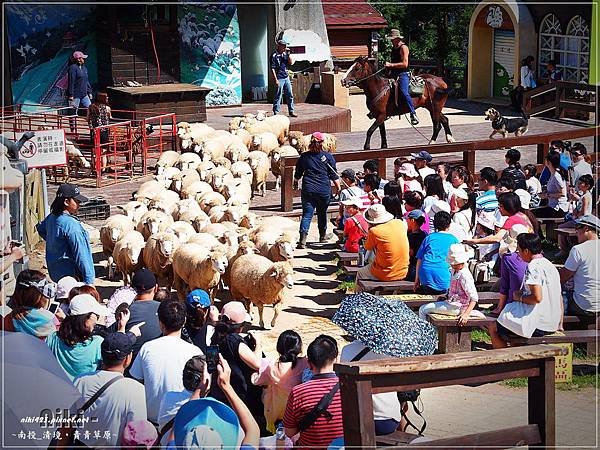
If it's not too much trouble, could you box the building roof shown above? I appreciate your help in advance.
[322,0,388,29]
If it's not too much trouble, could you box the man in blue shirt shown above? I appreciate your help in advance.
[271,39,297,117]
[294,132,341,248]
[37,183,95,284]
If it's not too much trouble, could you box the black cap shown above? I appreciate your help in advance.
[56,183,88,203]
[101,332,136,360]
[131,268,157,292]
[341,168,356,180]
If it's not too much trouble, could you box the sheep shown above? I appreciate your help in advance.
[230,161,253,186]
[270,145,299,190]
[172,244,228,299]
[187,232,225,252]
[156,151,180,174]
[212,156,232,170]
[247,151,269,198]
[202,222,229,241]
[134,180,165,205]
[172,198,203,221]
[287,131,310,153]
[196,138,226,162]
[177,122,214,151]
[112,230,145,284]
[208,205,228,223]
[207,166,234,193]
[147,189,180,216]
[250,132,279,155]
[189,210,212,233]
[219,206,246,224]
[198,191,227,213]
[181,180,213,200]
[225,196,250,215]
[171,169,201,193]
[231,128,252,148]
[227,116,244,132]
[229,254,294,328]
[168,221,197,243]
[222,241,259,288]
[100,215,135,280]
[264,115,290,144]
[115,201,148,224]
[65,138,91,169]
[196,160,216,182]
[250,216,298,239]
[143,231,180,289]
[222,178,252,202]
[136,210,174,240]
[225,142,250,163]
[243,119,273,136]
[254,230,296,262]
[154,167,181,189]
[177,152,202,171]
[239,212,258,229]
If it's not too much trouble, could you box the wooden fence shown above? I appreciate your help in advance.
[523,80,597,118]
[280,126,600,211]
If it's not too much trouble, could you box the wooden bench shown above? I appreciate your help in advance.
[507,329,599,345]
[334,345,564,448]
[356,279,414,294]
[382,292,501,311]
[336,251,358,267]
[534,216,565,241]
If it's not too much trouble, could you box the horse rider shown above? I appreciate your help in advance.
[384,29,419,125]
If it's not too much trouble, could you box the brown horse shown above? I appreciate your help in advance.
[341,56,455,150]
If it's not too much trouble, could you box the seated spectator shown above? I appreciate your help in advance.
[393,157,408,181]
[403,191,429,233]
[558,174,594,255]
[419,244,485,322]
[489,234,562,348]
[534,152,569,218]
[569,143,592,185]
[501,148,527,190]
[362,173,384,206]
[473,211,500,279]
[523,164,542,208]
[435,162,453,199]
[397,163,423,193]
[560,215,599,317]
[3,270,59,338]
[283,335,343,448]
[476,167,499,213]
[182,289,217,353]
[494,225,529,315]
[166,357,260,450]
[360,159,388,190]
[423,174,446,229]
[252,330,309,433]
[341,198,369,253]
[545,59,562,83]
[355,204,409,290]
[411,150,435,179]
[448,166,473,212]
[406,209,427,282]
[540,144,571,187]
[73,331,146,448]
[414,211,459,295]
[129,299,202,423]
[126,269,162,360]
[451,189,476,241]
[55,276,83,315]
[154,287,172,302]
[47,294,110,380]
[334,169,364,229]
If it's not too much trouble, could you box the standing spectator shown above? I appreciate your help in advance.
[341,198,369,253]
[355,204,410,290]
[87,92,112,171]
[523,164,542,208]
[560,215,599,317]
[476,167,499,213]
[37,183,95,284]
[294,132,341,248]
[126,269,162,360]
[334,169,364,230]
[490,233,561,348]
[67,50,92,118]
[252,330,309,433]
[414,211,459,294]
[271,39,296,117]
[129,299,202,423]
[511,55,535,110]
[182,289,216,354]
[534,152,569,218]
[545,59,562,83]
[283,335,343,448]
[569,143,592,185]
[46,294,110,380]
[411,150,435,179]
[397,163,423,193]
[73,332,147,448]
[501,149,527,190]
[406,209,427,282]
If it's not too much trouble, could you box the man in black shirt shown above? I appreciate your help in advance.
[384,29,418,125]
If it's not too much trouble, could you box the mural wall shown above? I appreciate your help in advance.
[6,4,98,108]
[178,3,242,106]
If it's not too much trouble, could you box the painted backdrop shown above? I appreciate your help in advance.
[178,3,241,106]
[6,4,97,108]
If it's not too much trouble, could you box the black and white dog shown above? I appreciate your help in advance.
[484,108,529,139]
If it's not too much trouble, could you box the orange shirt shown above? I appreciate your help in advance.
[364,219,409,281]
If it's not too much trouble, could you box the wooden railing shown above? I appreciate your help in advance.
[523,80,598,118]
[280,126,600,211]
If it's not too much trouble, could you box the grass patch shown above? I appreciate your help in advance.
[573,347,598,361]
[337,281,355,293]
[472,329,491,344]
[502,377,528,388]
[502,374,599,391]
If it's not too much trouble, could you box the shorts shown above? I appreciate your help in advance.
[496,322,553,339]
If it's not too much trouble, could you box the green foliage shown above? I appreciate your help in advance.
[369,1,474,70]
[337,281,356,293]
[471,329,492,344]
[502,374,599,391]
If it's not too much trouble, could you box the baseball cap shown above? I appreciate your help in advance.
[276,39,288,46]
[575,214,600,232]
[407,209,425,220]
[186,289,211,308]
[340,168,356,180]
[221,301,251,324]
[17,278,57,300]
[410,150,433,162]
[56,183,88,203]
[453,188,469,200]
[101,331,136,360]
[341,197,363,208]
[72,50,88,59]
[69,294,111,316]
[56,276,84,300]
[131,268,157,292]
[311,132,325,142]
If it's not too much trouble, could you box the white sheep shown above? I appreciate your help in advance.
[202,222,229,241]
[154,166,181,189]
[222,241,259,288]
[321,133,337,153]
[143,230,180,289]
[178,122,214,151]
[250,216,298,239]
[172,198,203,221]
[115,201,148,224]
[264,115,290,144]
[196,160,216,182]
[251,132,279,155]
[231,128,252,148]
[247,151,269,198]
[169,220,197,243]
[156,151,180,174]
[112,230,145,284]
[136,210,174,240]
[207,166,234,193]
[229,254,294,328]
[208,205,228,223]
[230,161,253,186]
[187,232,225,252]
[187,210,212,232]
[147,189,180,216]
[198,191,227,213]
[226,195,250,215]
[254,230,296,262]
[100,215,135,280]
[222,178,252,202]
[197,138,226,162]
[225,142,250,163]
[172,244,228,299]
[239,212,258,229]
[243,119,273,136]
[134,180,165,205]
[181,180,213,200]
[177,152,202,171]
[219,206,246,224]
[212,156,232,170]
[171,169,201,193]
[270,145,299,190]
[65,138,91,169]
[287,131,310,153]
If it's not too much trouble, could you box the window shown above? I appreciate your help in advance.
[538,14,589,82]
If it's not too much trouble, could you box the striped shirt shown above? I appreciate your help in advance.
[475,190,498,212]
[283,374,343,448]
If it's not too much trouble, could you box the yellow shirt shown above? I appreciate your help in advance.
[365,219,409,281]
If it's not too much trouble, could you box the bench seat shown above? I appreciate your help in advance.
[507,329,599,345]
[356,279,414,294]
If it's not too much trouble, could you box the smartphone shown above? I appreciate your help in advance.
[206,345,219,374]
[48,301,60,314]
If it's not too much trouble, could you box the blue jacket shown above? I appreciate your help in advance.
[37,213,95,284]
[294,150,339,196]
[67,63,92,99]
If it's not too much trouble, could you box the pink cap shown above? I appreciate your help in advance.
[311,132,325,142]
[121,420,158,448]
[72,51,88,59]
[221,301,252,324]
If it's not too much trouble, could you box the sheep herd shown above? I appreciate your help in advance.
[98,111,335,328]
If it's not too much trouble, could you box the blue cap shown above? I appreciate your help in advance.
[410,150,432,162]
[101,332,136,360]
[407,209,425,219]
[186,289,211,308]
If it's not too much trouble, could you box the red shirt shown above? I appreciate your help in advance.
[283,375,343,448]
[343,213,369,252]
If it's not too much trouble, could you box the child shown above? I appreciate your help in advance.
[406,209,427,281]
[523,164,542,208]
[334,168,364,230]
[397,163,423,193]
[341,198,369,253]
[361,173,384,206]
[557,174,594,255]
[87,92,111,170]
[418,244,485,324]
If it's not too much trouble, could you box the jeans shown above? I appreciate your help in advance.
[398,72,416,115]
[300,192,330,235]
[69,96,91,131]
[273,77,295,114]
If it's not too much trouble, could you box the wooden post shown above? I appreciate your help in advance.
[378,158,387,180]
[281,165,294,212]
[463,149,476,175]
[528,358,556,448]
[339,375,376,448]
[537,142,549,166]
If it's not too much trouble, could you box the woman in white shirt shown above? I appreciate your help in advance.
[520,56,536,89]
[533,152,569,218]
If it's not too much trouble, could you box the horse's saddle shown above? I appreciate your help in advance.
[389,74,425,109]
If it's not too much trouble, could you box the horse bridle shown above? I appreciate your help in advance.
[344,66,386,87]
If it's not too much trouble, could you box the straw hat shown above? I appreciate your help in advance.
[364,204,394,225]
[386,29,404,40]
[447,244,474,265]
